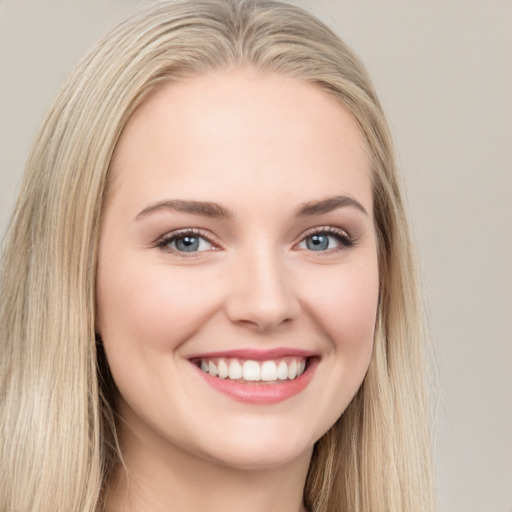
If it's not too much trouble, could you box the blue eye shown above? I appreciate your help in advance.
[305,234,332,251]
[158,231,214,253]
[298,228,353,252]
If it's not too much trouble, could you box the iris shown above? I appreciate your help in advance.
[306,234,330,251]
[175,236,200,252]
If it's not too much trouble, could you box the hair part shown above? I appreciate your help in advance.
[0,1,434,511]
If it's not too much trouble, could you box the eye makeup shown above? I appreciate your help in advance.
[154,224,356,258]
[155,228,219,255]
[295,226,355,253]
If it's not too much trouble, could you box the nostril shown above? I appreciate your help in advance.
[230,316,291,333]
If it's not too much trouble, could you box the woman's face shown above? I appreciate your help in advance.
[96,70,379,470]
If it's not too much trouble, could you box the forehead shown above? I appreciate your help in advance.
[108,70,372,215]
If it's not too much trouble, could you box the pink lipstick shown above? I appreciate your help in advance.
[189,349,319,404]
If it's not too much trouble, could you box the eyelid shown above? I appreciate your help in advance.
[294,225,354,251]
[155,228,221,254]
[153,225,354,256]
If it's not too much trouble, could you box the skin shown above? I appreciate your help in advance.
[96,69,379,512]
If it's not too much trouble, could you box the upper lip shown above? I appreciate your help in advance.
[187,347,319,361]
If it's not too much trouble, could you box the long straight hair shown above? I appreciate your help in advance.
[0,1,435,510]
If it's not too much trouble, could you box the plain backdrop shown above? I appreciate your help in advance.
[1,1,511,511]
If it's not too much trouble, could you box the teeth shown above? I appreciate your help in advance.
[277,360,289,380]
[208,360,218,377]
[243,360,260,381]
[218,359,229,379]
[261,361,277,381]
[198,357,308,382]
[228,359,243,380]
[289,360,298,379]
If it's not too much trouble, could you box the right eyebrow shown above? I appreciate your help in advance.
[135,199,233,221]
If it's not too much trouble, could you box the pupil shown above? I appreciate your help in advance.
[176,236,199,252]
[307,234,329,251]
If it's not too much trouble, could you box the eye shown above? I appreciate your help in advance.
[297,227,353,252]
[156,229,215,254]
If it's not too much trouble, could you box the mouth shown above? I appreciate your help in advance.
[192,356,309,384]
[188,350,319,404]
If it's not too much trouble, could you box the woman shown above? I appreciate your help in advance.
[0,1,434,511]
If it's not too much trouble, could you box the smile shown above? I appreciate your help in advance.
[198,357,307,383]
[189,349,319,404]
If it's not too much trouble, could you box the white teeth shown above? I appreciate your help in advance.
[261,361,277,381]
[218,359,229,379]
[199,357,309,382]
[277,360,289,380]
[228,359,243,380]
[288,360,298,379]
[243,360,261,381]
[208,360,218,377]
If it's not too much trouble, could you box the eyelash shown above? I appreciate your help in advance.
[155,226,354,256]
[298,226,354,252]
[156,228,218,256]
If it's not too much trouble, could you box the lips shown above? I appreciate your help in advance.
[188,348,319,404]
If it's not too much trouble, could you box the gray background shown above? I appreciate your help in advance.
[1,1,511,510]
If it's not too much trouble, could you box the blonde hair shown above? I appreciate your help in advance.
[0,1,434,510]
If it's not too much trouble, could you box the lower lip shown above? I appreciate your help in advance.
[193,358,319,405]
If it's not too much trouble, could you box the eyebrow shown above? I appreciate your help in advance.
[135,194,368,221]
[296,195,368,217]
[135,199,233,220]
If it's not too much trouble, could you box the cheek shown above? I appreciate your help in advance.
[95,261,224,420]
[304,257,379,356]
[96,259,222,355]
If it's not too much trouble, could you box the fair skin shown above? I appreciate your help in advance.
[96,70,379,512]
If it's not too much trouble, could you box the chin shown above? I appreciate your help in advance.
[181,416,324,472]
[199,440,314,472]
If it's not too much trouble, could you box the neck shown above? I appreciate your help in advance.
[105,422,312,512]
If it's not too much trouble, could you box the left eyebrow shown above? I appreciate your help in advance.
[296,195,368,217]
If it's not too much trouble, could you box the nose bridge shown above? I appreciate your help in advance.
[225,240,299,331]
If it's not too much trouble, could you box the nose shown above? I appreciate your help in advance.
[224,248,300,333]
